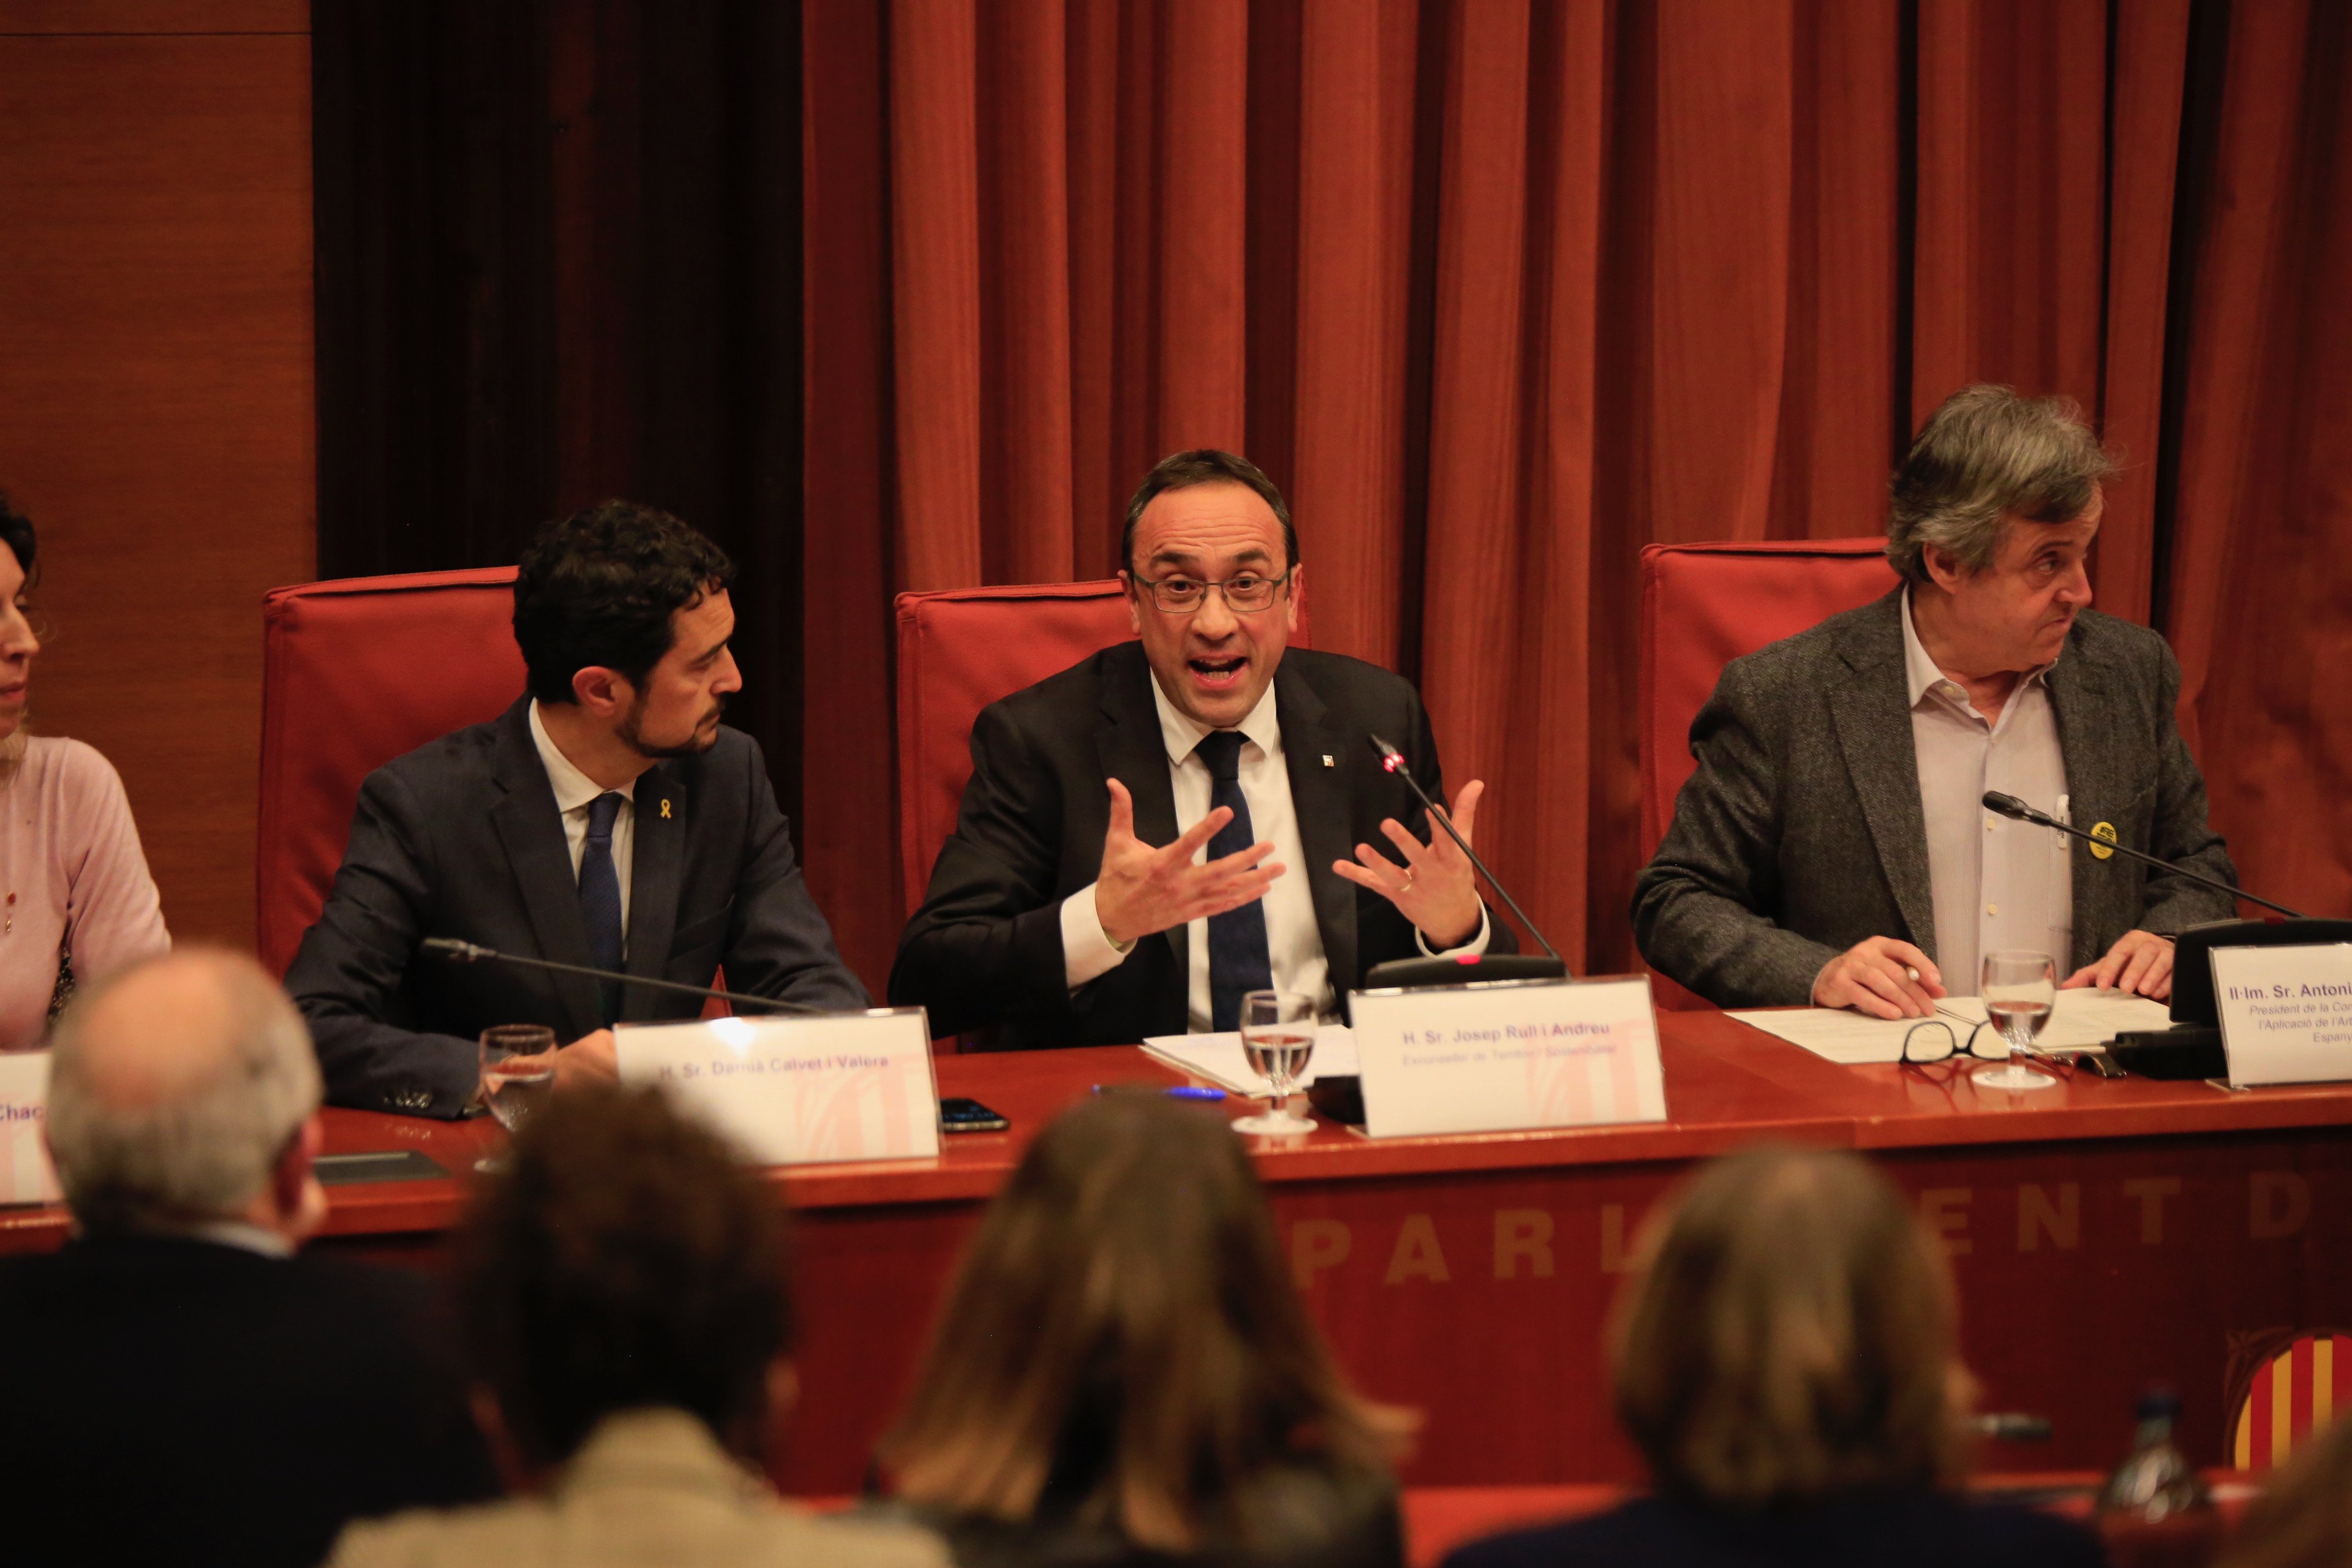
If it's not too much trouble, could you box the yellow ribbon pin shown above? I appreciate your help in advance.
[2089,821,2116,860]
[660,799,673,820]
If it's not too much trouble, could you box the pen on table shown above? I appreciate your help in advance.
[1905,965,1973,1027]
[1091,1084,1226,1101]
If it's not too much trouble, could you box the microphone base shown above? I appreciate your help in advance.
[1306,1074,1366,1127]
[2170,918,2352,1025]
[2108,1025,2227,1081]
[1362,954,1569,989]
[1312,956,1572,1129]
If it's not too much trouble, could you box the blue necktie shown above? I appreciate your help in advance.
[1196,731,1272,1032]
[579,791,626,1023]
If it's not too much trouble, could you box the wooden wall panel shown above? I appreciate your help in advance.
[0,1,305,31]
[0,18,314,949]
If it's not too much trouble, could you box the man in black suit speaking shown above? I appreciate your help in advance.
[891,450,1513,1049]
[287,502,865,1117]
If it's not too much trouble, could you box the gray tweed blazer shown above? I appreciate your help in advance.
[1632,590,2239,1008]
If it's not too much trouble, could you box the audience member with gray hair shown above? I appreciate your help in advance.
[44,941,324,1237]
[1635,385,2237,1015]
[0,948,495,1568]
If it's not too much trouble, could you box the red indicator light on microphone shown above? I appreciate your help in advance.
[1381,754,1402,772]
[1454,953,1480,965]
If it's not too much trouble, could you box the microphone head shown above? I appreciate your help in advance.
[1365,733,1404,774]
[421,937,484,962]
[1980,791,2034,822]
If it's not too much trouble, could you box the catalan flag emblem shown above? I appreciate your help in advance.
[2233,1332,2352,1469]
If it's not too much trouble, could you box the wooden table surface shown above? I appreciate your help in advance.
[8,1007,2342,1251]
[9,1008,2346,1494]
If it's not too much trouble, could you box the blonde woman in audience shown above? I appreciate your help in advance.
[878,1091,1411,1568]
[0,492,167,1046]
[1445,1145,2101,1568]
[2214,1414,2352,1568]
[330,1087,948,1568]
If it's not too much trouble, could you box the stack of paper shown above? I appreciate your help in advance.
[1728,989,2174,1066]
[1140,1025,1358,1096]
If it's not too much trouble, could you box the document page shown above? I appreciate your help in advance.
[1728,989,2174,1066]
[1140,1025,1358,1096]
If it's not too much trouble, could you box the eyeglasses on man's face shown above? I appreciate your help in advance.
[1130,568,1294,614]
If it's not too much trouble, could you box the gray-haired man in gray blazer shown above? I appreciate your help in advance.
[1635,386,2239,1020]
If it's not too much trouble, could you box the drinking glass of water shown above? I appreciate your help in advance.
[1232,989,1317,1137]
[477,1024,558,1172]
[1974,951,2059,1091]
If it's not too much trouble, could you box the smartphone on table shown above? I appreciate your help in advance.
[939,1096,1009,1134]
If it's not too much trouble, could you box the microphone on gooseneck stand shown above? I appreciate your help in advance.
[1978,793,2301,917]
[1307,736,1572,1129]
[1360,733,1567,982]
[420,937,835,1016]
[1977,793,2352,1079]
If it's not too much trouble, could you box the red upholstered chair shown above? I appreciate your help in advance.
[256,568,524,978]
[894,582,1133,918]
[1637,539,1899,1008]
[894,579,1310,916]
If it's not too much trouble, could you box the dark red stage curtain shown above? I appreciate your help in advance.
[801,0,2351,991]
[2163,0,2352,925]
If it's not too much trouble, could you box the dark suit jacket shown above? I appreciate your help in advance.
[883,1458,1403,1568]
[889,643,1514,1047]
[0,1234,497,1568]
[1633,592,2239,1008]
[1441,1488,2103,1568]
[287,696,867,1116]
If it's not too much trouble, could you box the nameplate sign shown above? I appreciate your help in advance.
[1349,975,1668,1138]
[0,1052,61,1207]
[2212,944,2352,1088]
[616,1010,941,1165]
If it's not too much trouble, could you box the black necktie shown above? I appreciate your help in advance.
[579,791,626,1023]
[1195,731,1273,1031]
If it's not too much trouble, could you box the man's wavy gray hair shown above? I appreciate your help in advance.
[45,950,321,1233]
[1887,385,2116,584]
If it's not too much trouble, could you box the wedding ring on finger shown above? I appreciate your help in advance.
[1399,870,1416,894]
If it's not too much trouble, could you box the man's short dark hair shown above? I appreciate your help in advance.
[457,1086,794,1468]
[1121,450,1297,573]
[0,492,36,581]
[512,501,736,705]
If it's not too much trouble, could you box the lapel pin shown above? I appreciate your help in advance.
[1321,754,1335,767]
[2089,821,2116,860]
[660,799,673,820]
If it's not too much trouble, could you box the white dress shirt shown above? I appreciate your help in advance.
[1059,675,1487,1030]
[529,699,636,943]
[1902,592,2071,995]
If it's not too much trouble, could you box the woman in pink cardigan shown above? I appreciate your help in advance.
[0,495,168,1047]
